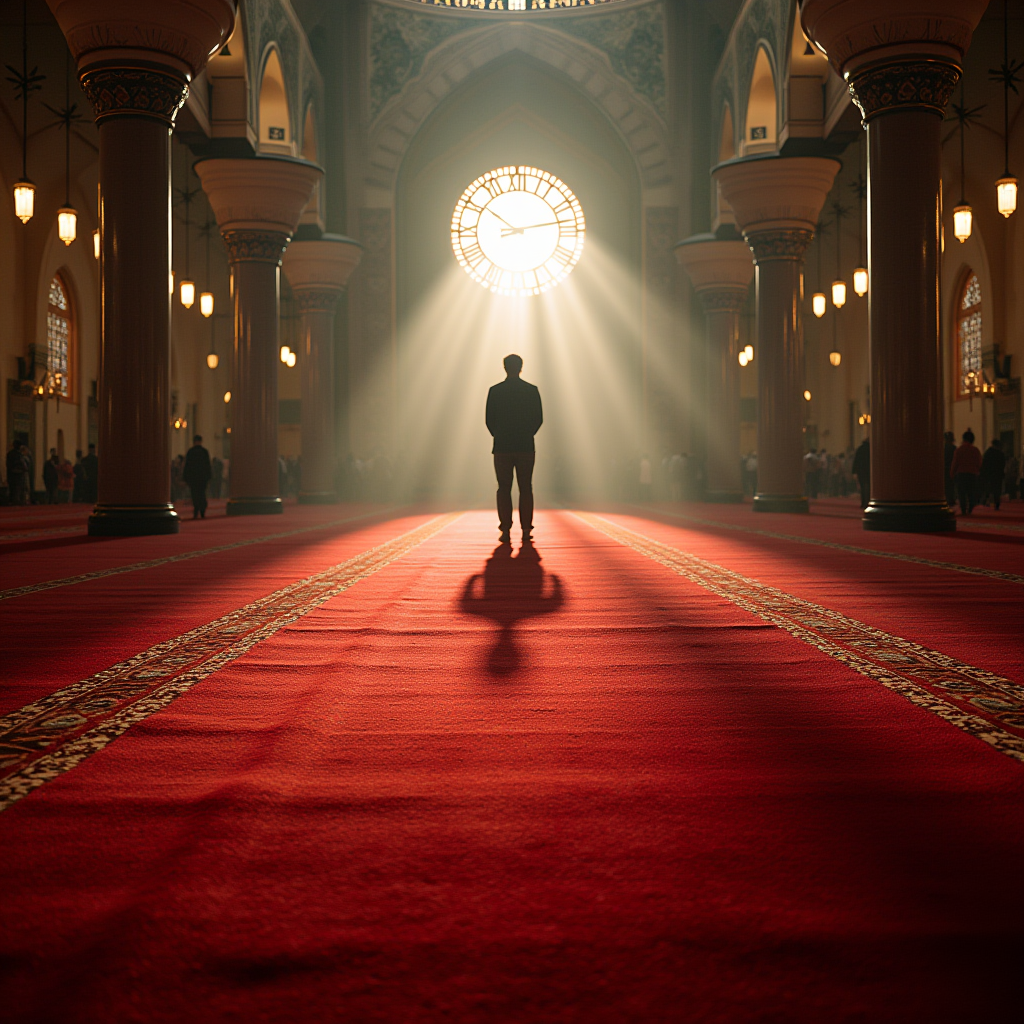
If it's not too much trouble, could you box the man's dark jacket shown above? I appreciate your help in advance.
[43,457,59,490]
[851,439,870,480]
[486,377,543,454]
[183,444,212,487]
[981,445,1006,479]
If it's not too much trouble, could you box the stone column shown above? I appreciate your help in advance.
[713,157,839,513]
[46,0,235,536]
[282,236,362,503]
[801,0,987,532]
[674,236,754,502]
[195,157,322,515]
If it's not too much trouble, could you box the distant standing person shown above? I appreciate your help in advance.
[486,353,543,544]
[6,440,29,505]
[57,457,75,503]
[943,431,957,509]
[980,438,1006,510]
[73,449,87,502]
[950,429,981,515]
[43,448,60,504]
[182,435,212,520]
[1004,450,1019,501]
[852,436,870,510]
[82,443,98,502]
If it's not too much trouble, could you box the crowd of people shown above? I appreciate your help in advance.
[945,430,1017,514]
[4,441,98,505]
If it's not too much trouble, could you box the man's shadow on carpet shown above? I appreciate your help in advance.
[459,541,564,677]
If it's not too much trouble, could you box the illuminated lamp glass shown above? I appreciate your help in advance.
[829,350,842,367]
[280,345,291,364]
[92,229,100,260]
[206,352,219,369]
[223,390,231,403]
[803,390,812,401]
[743,344,753,360]
[831,279,846,308]
[286,351,296,368]
[180,279,195,308]
[738,351,749,366]
[852,267,868,296]
[953,204,973,242]
[812,292,826,318]
[13,180,35,223]
[996,177,1017,218]
[200,291,214,317]
[57,206,77,245]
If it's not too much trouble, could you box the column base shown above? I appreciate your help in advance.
[227,497,284,516]
[88,504,180,536]
[862,501,956,533]
[704,490,743,503]
[298,491,337,504]
[752,494,809,514]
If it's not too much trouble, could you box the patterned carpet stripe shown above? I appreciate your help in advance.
[630,505,1024,585]
[581,513,1024,764]
[0,513,461,813]
[0,507,399,602]
[0,526,83,543]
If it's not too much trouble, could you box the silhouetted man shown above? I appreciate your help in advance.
[82,443,98,502]
[43,448,59,504]
[183,435,212,519]
[486,353,543,543]
[943,431,957,508]
[980,437,1006,510]
[852,436,870,510]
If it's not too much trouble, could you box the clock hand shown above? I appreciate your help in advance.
[484,208,521,232]
[500,221,562,237]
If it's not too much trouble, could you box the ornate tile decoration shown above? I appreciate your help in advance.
[0,514,462,813]
[369,1,666,121]
[579,513,1024,763]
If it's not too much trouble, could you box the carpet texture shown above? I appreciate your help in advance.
[1,506,1021,1023]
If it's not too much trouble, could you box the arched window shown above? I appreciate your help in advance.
[46,274,73,399]
[956,271,982,398]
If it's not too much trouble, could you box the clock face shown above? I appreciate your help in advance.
[451,165,586,297]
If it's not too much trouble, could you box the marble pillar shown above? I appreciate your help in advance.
[713,157,840,513]
[674,236,754,502]
[282,236,362,504]
[801,0,988,532]
[196,157,322,515]
[46,0,236,536]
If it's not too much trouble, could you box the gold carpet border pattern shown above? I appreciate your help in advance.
[0,507,398,603]
[582,513,1024,764]
[633,505,1024,587]
[0,514,461,814]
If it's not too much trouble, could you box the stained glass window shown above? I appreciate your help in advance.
[957,272,982,398]
[46,274,71,399]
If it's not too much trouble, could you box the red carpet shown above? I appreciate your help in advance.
[1,505,1021,1022]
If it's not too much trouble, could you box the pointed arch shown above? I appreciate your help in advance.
[743,46,778,155]
[258,47,293,155]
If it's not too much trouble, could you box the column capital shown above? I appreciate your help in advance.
[713,156,839,265]
[196,156,323,265]
[674,235,753,299]
[46,0,235,125]
[697,288,748,314]
[283,236,363,310]
[799,0,987,122]
[222,230,290,265]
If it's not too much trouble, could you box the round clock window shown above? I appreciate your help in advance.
[451,165,585,297]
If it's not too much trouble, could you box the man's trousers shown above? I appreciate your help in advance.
[493,452,535,534]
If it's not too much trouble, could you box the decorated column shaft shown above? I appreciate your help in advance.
[46,0,236,536]
[714,156,839,513]
[675,236,754,502]
[196,157,322,515]
[282,237,362,504]
[801,0,988,532]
